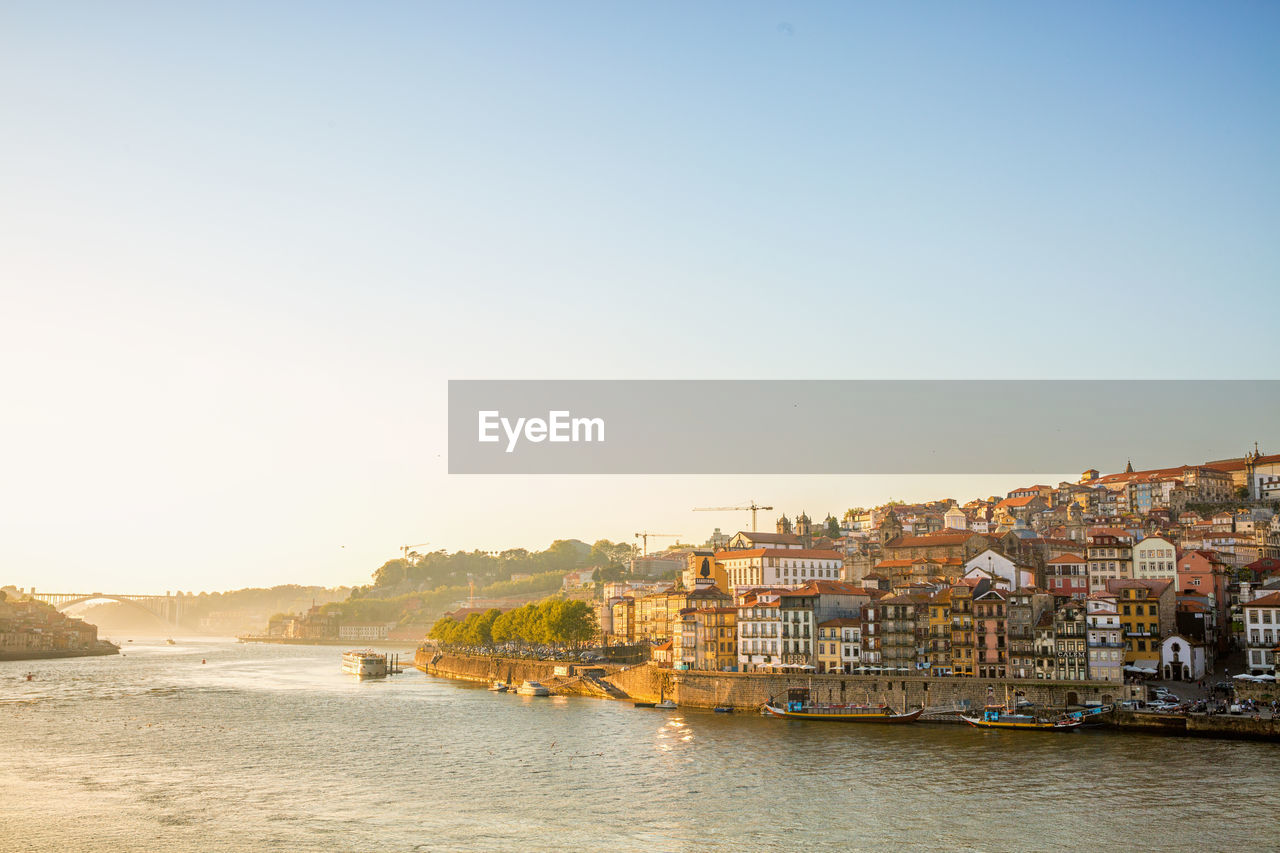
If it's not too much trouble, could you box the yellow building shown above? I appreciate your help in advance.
[683,550,728,591]
[610,597,635,644]
[690,606,738,671]
[1107,579,1173,668]
[949,581,979,677]
[928,589,952,676]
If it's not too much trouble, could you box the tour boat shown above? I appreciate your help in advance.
[960,704,1083,731]
[516,680,551,696]
[341,650,388,679]
[762,688,923,723]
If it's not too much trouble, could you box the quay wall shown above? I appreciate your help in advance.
[420,653,1140,710]
[1107,710,1280,741]
[416,650,621,688]
[418,653,1278,740]
[659,669,1140,712]
[0,644,120,662]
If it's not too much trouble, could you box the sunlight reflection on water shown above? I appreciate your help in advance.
[1,640,1277,852]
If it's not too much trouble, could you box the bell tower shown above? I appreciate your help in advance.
[796,512,812,548]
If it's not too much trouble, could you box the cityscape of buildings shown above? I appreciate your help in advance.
[595,449,1280,683]
[0,590,105,656]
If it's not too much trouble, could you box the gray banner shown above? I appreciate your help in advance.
[448,380,1277,474]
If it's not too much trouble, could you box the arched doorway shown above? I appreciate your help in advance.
[1065,691,1078,707]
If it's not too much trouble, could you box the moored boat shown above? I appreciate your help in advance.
[960,704,1083,731]
[762,688,922,723]
[341,650,388,679]
[488,682,509,693]
[516,680,550,696]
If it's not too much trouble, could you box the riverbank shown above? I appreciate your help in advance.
[0,642,119,662]
[237,636,422,647]
[419,650,1280,741]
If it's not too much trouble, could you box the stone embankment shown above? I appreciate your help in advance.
[0,642,119,662]
[418,652,1279,740]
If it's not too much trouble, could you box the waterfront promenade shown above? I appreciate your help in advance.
[419,648,1280,741]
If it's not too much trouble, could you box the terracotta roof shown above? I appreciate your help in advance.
[780,580,868,597]
[886,532,982,547]
[1244,592,1280,608]
[1046,553,1086,564]
[1204,453,1280,472]
[818,617,861,628]
[996,496,1041,508]
[716,548,844,560]
[1105,578,1172,595]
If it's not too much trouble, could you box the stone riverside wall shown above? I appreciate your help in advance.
[419,653,1140,710]
[419,653,1279,740]
[657,669,1141,712]
[415,649,622,690]
[1111,710,1280,741]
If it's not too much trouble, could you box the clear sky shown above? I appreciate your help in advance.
[3,2,1277,593]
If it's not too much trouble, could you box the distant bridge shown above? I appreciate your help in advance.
[28,590,186,625]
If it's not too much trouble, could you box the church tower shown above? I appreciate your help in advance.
[879,508,903,544]
[796,511,812,548]
[777,514,792,535]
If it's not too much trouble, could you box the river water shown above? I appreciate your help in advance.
[1,639,1275,852]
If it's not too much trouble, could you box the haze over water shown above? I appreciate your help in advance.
[1,641,1276,852]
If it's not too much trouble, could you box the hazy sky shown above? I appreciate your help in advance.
[3,3,1277,593]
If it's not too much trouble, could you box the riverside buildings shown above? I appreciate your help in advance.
[604,449,1277,684]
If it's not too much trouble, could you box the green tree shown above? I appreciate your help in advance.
[825,516,841,538]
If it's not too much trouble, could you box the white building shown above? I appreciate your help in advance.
[1242,591,1280,674]
[736,590,782,671]
[717,548,845,591]
[963,549,1034,590]
[1159,635,1207,682]
[1085,593,1124,683]
[1132,536,1177,581]
[338,623,394,641]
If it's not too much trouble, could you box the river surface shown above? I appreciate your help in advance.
[1,639,1276,852]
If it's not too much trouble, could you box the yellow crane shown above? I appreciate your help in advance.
[693,500,774,532]
[633,532,680,557]
[400,542,431,562]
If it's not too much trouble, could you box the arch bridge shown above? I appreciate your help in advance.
[28,590,186,625]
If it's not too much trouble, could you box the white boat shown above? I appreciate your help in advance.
[341,650,388,678]
[516,680,550,696]
[488,682,509,692]
[654,699,677,710]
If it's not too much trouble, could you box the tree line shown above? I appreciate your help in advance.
[428,599,596,649]
[362,538,636,595]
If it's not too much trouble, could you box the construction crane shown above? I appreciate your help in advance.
[633,532,680,557]
[693,500,774,532]
[400,542,431,563]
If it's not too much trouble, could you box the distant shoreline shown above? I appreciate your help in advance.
[236,636,423,647]
[0,643,120,663]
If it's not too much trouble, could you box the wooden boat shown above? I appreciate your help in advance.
[960,704,1083,731]
[762,688,922,723]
